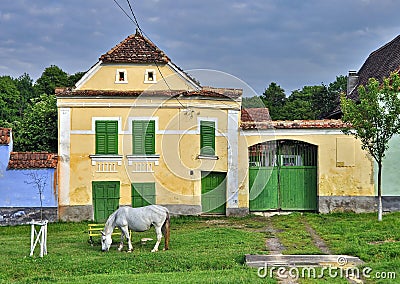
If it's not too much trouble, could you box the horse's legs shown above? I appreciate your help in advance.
[118,230,125,251]
[120,226,133,252]
[151,226,162,252]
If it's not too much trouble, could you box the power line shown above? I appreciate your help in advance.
[112,0,194,111]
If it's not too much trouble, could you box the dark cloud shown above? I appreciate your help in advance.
[1,0,400,95]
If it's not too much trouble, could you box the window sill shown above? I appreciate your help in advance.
[197,154,219,160]
[89,155,123,165]
[115,81,128,84]
[126,154,160,165]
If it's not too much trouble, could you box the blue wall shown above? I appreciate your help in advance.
[0,145,57,207]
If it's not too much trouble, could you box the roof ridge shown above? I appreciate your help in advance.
[99,33,170,64]
[369,35,400,57]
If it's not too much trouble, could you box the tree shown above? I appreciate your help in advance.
[35,65,69,96]
[14,73,36,117]
[341,72,400,221]
[0,76,21,124]
[242,96,266,108]
[261,82,286,120]
[17,94,58,152]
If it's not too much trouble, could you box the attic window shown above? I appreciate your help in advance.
[115,69,128,84]
[144,69,157,83]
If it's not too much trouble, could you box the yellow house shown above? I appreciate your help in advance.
[56,31,375,221]
[57,31,244,221]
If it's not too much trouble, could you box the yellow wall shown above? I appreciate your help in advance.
[239,132,375,203]
[77,64,196,91]
[60,96,238,208]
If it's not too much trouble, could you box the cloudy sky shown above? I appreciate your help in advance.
[1,0,400,96]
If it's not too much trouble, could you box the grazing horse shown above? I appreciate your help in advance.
[101,205,170,252]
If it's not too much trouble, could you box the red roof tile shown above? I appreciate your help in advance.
[99,31,169,64]
[0,128,11,145]
[8,152,58,169]
[241,119,349,130]
[241,108,271,122]
[55,88,242,100]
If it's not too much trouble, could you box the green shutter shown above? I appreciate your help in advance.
[200,121,215,156]
[132,183,156,207]
[145,120,155,154]
[95,121,118,155]
[133,120,155,155]
[92,181,120,222]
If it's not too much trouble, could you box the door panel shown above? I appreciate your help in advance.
[201,172,226,214]
[92,181,120,222]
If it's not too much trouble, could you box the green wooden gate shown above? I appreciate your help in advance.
[249,140,317,211]
[201,172,226,214]
[92,181,120,222]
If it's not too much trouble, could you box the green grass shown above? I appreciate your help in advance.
[0,217,272,284]
[0,213,399,283]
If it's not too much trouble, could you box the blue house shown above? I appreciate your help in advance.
[0,128,58,224]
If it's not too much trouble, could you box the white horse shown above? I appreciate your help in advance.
[101,205,170,252]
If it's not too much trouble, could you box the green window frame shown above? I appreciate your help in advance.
[200,120,215,156]
[132,183,156,207]
[132,120,155,155]
[95,120,118,154]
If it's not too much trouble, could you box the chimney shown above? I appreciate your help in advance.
[347,70,359,96]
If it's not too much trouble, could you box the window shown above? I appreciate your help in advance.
[200,121,215,156]
[132,183,155,207]
[144,69,157,83]
[115,69,127,83]
[95,120,118,154]
[132,120,155,155]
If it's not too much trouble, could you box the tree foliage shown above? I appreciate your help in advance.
[0,65,83,152]
[261,82,286,120]
[341,72,400,221]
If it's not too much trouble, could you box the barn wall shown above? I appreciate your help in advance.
[240,128,377,213]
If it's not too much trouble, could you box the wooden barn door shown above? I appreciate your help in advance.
[92,181,120,222]
[201,172,226,214]
[249,140,317,211]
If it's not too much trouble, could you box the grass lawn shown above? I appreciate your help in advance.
[0,213,399,283]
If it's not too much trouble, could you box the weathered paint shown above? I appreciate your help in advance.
[0,140,57,208]
[77,63,198,91]
[239,131,375,209]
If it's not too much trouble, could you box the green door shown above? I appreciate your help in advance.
[132,183,156,207]
[280,166,317,210]
[249,140,317,211]
[201,172,226,214]
[249,167,278,210]
[92,181,120,222]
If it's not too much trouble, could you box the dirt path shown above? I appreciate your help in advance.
[302,219,332,254]
[264,217,361,284]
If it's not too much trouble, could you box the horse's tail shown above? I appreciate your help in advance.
[161,210,170,250]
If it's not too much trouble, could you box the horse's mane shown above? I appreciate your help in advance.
[104,209,118,234]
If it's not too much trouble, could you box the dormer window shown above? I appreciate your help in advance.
[115,69,128,83]
[144,69,157,83]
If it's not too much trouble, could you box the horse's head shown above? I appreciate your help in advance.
[101,231,112,252]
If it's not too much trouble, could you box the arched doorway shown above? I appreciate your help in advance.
[249,140,317,211]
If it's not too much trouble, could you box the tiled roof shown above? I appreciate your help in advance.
[241,119,349,130]
[99,30,169,64]
[330,35,400,117]
[241,108,271,122]
[0,128,11,145]
[55,87,242,100]
[8,152,58,169]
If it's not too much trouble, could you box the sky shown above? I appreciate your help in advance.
[1,0,400,97]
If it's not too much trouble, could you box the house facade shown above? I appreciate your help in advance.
[57,32,376,222]
[0,128,58,224]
